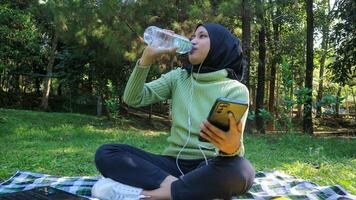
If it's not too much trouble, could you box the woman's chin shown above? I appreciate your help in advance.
[188,56,201,65]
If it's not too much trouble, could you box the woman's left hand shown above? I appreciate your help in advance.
[199,113,242,154]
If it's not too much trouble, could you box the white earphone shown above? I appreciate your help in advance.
[175,60,210,177]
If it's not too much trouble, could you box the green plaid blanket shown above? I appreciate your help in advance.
[0,170,354,200]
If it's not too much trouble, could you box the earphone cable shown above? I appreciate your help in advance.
[176,60,207,177]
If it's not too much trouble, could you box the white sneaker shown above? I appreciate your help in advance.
[91,177,144,200]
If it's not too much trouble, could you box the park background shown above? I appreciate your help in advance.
[0,0,355,195]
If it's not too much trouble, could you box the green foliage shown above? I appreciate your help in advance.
[257,108,274,123]
[218,0,242,16]
[186,1,215,21]
[0,4,42,72]
[276,60,310,131]
[0,63,5,71]
[247,109,255,121]
[280,62,293,92]
[329,0,355,85]
[104,80,121,118]
[280,62,295,110]
[39,0,224,111]
[40,0,140,104]
[320,95,339,106]
[0,0,354,134]
[276,112,294,131]
[294,87,313,105]
[319,94,345,115]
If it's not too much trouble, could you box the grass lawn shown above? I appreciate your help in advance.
[0,108,355,194]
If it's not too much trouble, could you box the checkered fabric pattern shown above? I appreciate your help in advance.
[0,171,100,199]
[233,171,355,200]
[0,170,355,200]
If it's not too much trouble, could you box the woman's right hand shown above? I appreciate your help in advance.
[139,29,177,66]
[139,46,177,66]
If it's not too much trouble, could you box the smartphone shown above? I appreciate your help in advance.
[199,97,248,142]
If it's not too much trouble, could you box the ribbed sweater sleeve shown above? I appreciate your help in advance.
[123,61,175,108]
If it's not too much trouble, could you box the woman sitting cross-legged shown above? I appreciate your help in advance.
[93,22,255,200]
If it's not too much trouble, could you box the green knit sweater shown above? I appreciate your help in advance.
[123,61,249,159]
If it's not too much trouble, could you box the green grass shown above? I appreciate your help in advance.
[0,108,355,194]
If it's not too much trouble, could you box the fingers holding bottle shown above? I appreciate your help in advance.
[140,45,177,66]
[140,26,191,66]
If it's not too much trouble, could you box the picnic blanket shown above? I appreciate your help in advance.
[0,170,355,200]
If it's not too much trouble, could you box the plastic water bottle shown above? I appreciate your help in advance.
[143,26,193,54]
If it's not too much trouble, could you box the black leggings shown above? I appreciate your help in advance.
[95,144,255,200]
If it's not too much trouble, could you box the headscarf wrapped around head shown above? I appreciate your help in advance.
[185,23,244,80]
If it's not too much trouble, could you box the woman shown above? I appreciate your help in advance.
[93,23,255,200]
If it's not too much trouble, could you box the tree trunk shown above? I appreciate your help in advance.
[316,0,330,118]
[0,69,6,92]
[303,0,314,134]
[275,68,280,118]
[241,0,251,90]
[9,73,20,95]
[268,4,280,131]
[2,69,8,92]
[35,76,41,96]
[0,70,3,92]
[255,0,266,134]
[335,85,342,117]
[69,90,73,113]
[316,64,325,118]
[57,82,62,96]
[97,94,102,116]
[296,72,304,122]
[344,90,349,115]
[19,75,23,105]
[210,0,219,16]
[297,103,302,119]
[241,0,253,132]
[40,32,58,111]
[352,88,356,114]
[290,76,294,120]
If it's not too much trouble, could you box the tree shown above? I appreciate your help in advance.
[3,0,353,132]
[241,0,252,89]
[303,0,314,134]
[32,0,61,111]
[267,0,281,130]
[329,0,355,86]
[255,0,266,133]
[316,0,331,118]
[40,31,58,110]
[0,3,42,96]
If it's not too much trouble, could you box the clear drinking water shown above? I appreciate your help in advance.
[143,26,193,54]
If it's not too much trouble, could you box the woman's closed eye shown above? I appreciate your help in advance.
[189,34,207,41]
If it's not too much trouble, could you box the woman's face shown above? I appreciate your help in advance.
[188,26,210,65]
